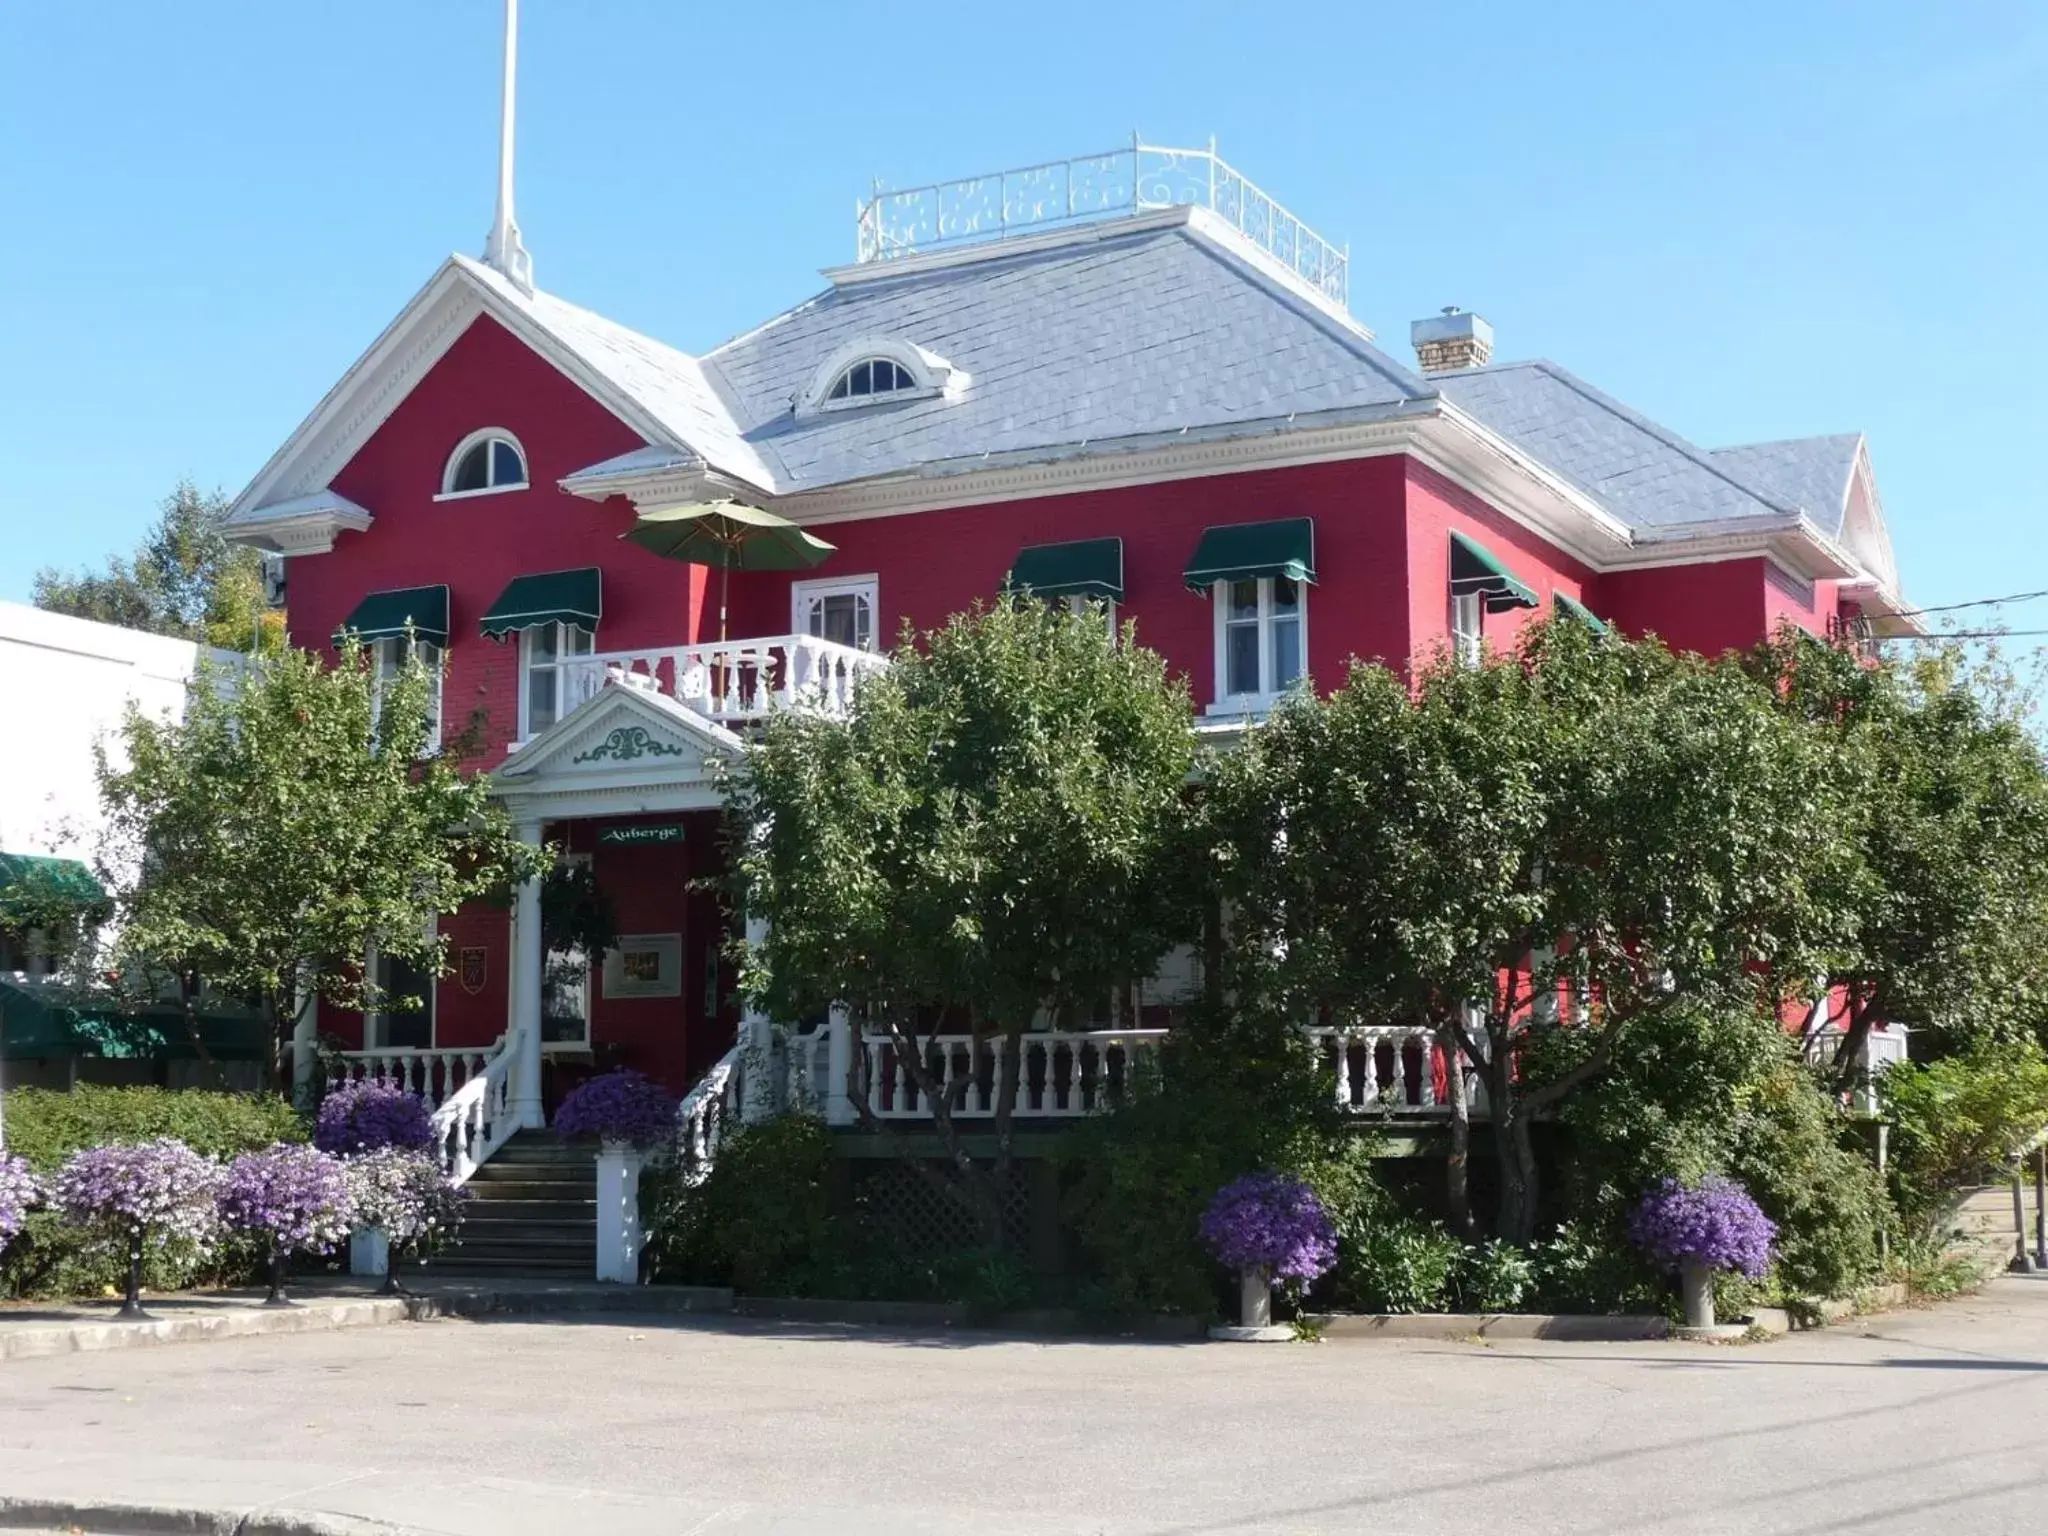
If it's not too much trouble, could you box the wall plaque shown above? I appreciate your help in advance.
[598,824,685,846]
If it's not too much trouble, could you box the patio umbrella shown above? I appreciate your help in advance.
[622,501,835,642]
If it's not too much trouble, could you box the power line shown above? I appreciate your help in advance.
[1890,629,2048,640]
[1897,589,2048,617]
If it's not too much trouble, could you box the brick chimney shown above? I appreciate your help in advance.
[1410,307,1494,373]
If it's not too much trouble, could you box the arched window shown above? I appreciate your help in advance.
[441,429,528,497]
[825,358,919,403]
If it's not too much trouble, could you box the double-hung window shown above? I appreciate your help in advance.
[372,635,444,751]
[1448,531,1537,668]
[1216,576,1306,706]
[522,622,596,737]
[1451,592,1484,667]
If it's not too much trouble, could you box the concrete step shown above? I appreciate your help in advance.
[463,1176,592,1200]
[462,1219,596,1242]
[428,1257,594,1277]
[456,1198,594,1223]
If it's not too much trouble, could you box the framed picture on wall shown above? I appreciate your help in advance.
[602,933,683,1000]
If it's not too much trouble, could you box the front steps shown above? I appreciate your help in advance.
[433,1131,597,1278]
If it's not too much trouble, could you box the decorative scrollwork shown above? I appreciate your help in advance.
[571,726,685,764]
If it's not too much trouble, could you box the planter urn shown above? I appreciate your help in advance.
[595,1141,648,1285]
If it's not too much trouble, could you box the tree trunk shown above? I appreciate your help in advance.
[1486,1037,1541,1245]
[984,1022,1025,1252]
[180,980,227,1091]
[1439,1022,1473,1239]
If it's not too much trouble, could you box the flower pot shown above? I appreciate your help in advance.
[1207,1266,1292,1343]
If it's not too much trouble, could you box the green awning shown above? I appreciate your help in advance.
[337,585,449,645]
[1182,519,1316,592]
[480,568,602,639]
[1554,591,1610,635]
[1007,538,1124,602]
[0,852,106,910]
[0,979,269,1063]
[1450,532,1538,612]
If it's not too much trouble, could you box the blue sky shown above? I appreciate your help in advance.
[2,1,2042,618]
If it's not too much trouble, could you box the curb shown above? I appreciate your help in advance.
[1303,1311,1671,1341]
[0,1284,735,1364]
[0,1495,410,1535]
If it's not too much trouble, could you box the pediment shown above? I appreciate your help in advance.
[494,677,740,801]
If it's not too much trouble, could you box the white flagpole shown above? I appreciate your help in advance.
[482,0,534,293]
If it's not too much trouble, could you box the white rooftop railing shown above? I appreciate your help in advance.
[855,137,1349,309]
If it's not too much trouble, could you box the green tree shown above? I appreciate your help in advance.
[1753,632,2048,1077]
[729,599,1200,1245]
[95,639,544,1092]
[33,480,283,654]
[1213,621,1857,1242]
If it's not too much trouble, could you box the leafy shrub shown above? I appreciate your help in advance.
[1883,1043,2048,1231]
[314,1081,432,1155]
[1527,1221,1663,1314]
[1329,1198,1463,1313]
[2,1086,303,1171]
[1065,1000,1380,1317]
[1456,1239,1538,1312]
[645,1114,841,1294]
[1726,1066,1887,1298]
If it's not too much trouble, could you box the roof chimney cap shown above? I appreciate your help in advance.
[1411,307,1494,373]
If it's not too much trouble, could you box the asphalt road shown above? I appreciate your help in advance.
[4,1279,2048,1535]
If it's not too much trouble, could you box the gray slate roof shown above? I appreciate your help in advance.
[1433,361,1858,538]
[697,224,1435,491]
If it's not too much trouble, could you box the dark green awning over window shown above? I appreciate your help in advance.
[1006,539,1124,602]
[0,852,106,910]
[338,585,449,646]
[480,568,603,639]
[0,979,269,1063]
[1182,518,1316,592]
[1450,532,1537,612]
[1554,591,1610,635]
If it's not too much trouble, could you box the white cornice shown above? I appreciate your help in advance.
[222,491,375,556]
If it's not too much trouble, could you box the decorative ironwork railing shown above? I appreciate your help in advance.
[855,137,1349,308]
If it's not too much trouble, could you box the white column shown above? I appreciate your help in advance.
[825,1003,854,1126]
[511,819,546,1129]
[290,962,318,1113]
[738,915,776,1123]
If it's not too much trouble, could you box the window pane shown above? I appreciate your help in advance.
[1272,616,1302,688]
[530,624,559,662]
[528,666,557,734]
[850,361,872,397]
[566,625,594,656]
[1227,623,1261,696]
[828,374,849,400]
[451,443,489,493]
[819,594,860,648]
[1272,576,1300,615]
[1229,579,1260,622]
[491,439,524,486]
[377,953,433,1049]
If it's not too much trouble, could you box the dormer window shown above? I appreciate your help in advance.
[827,358,918,402]
[440,429,529,499]
[799,337,963,416]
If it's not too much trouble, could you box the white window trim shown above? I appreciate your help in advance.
[796,338,964,417]
[1451,591,1484,667]
[366,925,438,1051]
[435,427,531,501]
[1063,593,1118,637]
[516,621,596,743]
[791,573,881,652]
[1206,577,1308,715]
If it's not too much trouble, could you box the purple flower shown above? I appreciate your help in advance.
[1200,1172,1338,1283]
[342,1149,468,1255]
[315,1080,434,1155]
[52,1139,220,1252]
[553,1068,677,1150]
[1630,1175,1777,1280]
[0,1155,39,1244]
[218,1144,355,1258]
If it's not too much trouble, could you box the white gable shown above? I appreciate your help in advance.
[493,676,742,823]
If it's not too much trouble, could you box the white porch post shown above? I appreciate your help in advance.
[290,962,318,1113]
[824,1002,855,1126]
[739,915,776,1123]
[511,818,546,1129]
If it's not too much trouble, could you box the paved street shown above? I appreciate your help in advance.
[3,1280,2048,1535]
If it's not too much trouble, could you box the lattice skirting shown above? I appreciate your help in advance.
[849,1158,1037,1256]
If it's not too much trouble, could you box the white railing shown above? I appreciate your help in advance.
[853,1028,1167,1120]
[856,137,1349,308]
[333,1046,492,1113]
[430,1044,516,1184]
[1805,1024,1909,1116]
[552,634,886,732]
[1310,1024,1485,1115]
[674,1043,746,1180]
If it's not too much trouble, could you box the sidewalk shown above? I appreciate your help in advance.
[0,1276,732,1362]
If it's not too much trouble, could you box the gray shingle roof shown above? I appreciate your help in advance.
[1707,434,1862,539]
[698,223,1435,491]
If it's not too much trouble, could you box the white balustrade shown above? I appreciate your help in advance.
[332,1047,490,1113]
[851,1029,1166,1120]
[675,1043,746,1181]
[431,1045,516,1184]
[1312,1025,1479,1115]
[554,634,886,730]
[1804,1024,1909,1116]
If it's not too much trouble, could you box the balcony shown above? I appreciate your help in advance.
[552,634,887,733]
